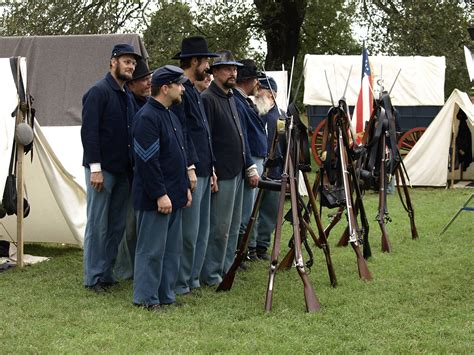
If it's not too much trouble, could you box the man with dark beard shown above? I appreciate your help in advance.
[200,50,259,286]
[170,36,219,296]
[81,44,141,293]
[251,76,283,260]
[132,65,192,311]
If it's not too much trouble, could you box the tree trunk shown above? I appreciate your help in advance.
[254,0,306,70]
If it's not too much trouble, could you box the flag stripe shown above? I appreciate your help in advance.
[351,47,373,143]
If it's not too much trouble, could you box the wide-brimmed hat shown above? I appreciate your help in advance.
[237,59,264,81]
[111,43,142,61]
[210,50,243,68]
[130,59,153,81]
[151,65,188,86]
[172,36,219,60]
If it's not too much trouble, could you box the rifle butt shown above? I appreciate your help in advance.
[277,248,295,271]
[362,233,372,260]
[352,242,372,281]
[381,232,391,253]
[410,213,419,239]
[336,227,350,247]
[378,218,391,253]
[297,267,321,312]
[322,245,337,287]
[264,265,277,312]
[216,267,237,292]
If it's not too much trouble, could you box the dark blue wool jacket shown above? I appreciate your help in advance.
[171,79,214,177]
[81,72,135,174]
[132,98,189,211]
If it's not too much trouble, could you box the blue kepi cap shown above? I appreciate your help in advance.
[152,65,188,86]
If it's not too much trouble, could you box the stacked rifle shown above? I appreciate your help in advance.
[217,65,418,313]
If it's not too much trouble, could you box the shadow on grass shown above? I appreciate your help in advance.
[24,243,81,257]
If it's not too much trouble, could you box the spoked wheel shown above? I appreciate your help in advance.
[311,118,327,166]
[397,127,426,159]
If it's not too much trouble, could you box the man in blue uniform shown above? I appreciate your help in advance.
[200,50,259,286]
[251,76,283,260]
[132,65,192,311]
[234,59,267,261]
[114,58,154,281]
[170,36,219,296]
[81,43,141,293]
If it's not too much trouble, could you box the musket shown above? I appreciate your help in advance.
[286,56,295,107]
[377,122,392,252]
[337,115,372,281]
[324,70,335,107]
[395,165,419,240]
[302,171,337,287]
[288,156,320,311]
[216,188,264,292]
[388,68,402,97]
[265,112,295,312]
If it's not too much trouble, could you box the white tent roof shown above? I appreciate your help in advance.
[303,54,445,106]
[403,89,474,186]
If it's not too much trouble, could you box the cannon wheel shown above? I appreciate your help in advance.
[311,118,327,166]
[397,127,426,159]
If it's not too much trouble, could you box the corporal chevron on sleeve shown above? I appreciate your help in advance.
[134,138,160,162]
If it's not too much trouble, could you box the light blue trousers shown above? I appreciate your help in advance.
[200,174,243,286]
[83,168,129,287]
[133,209,182,306]
[114,196,136,280]
[251,189,279,250]
[239,157,265,240]
[175,176,211,295]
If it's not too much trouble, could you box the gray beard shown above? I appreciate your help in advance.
[253,95,273,115]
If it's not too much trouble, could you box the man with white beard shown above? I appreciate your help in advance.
[250,76,283,260]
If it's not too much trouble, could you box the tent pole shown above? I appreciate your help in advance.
[16,139,24,268]
[450,120,456,189]
[15,58,25,268]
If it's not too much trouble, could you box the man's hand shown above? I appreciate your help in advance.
[157,194,172,214]
[246,165,259,188]
[90,171,104,192]
[188,169,197,192]
[211,172,218,193]
[248,173,259,188]
[185,188,192,208]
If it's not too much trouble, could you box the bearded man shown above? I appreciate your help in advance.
[200,50,259,286]
[81,44,141,293]
[170,36,219,295]
[251,76,283,260]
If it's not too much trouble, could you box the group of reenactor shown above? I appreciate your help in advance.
[80,36,283,312]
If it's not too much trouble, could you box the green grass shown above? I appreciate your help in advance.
[0,188,473,353]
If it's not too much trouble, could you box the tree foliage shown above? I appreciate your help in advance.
[144,1,260,69]
[301,0,360,56]
[143,1,196,69]
[359,0,473,96]
[0,0,150,36]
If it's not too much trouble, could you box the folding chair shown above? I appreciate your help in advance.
[439,194,474,235]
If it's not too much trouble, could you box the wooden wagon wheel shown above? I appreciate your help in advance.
[311,118,327,166]
[397,127,426,159]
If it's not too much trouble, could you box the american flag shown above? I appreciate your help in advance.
[351,47,373,144]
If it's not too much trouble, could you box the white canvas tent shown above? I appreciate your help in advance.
[303,54,446,107]
[0,34,148,247]
[403,89,474,186]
